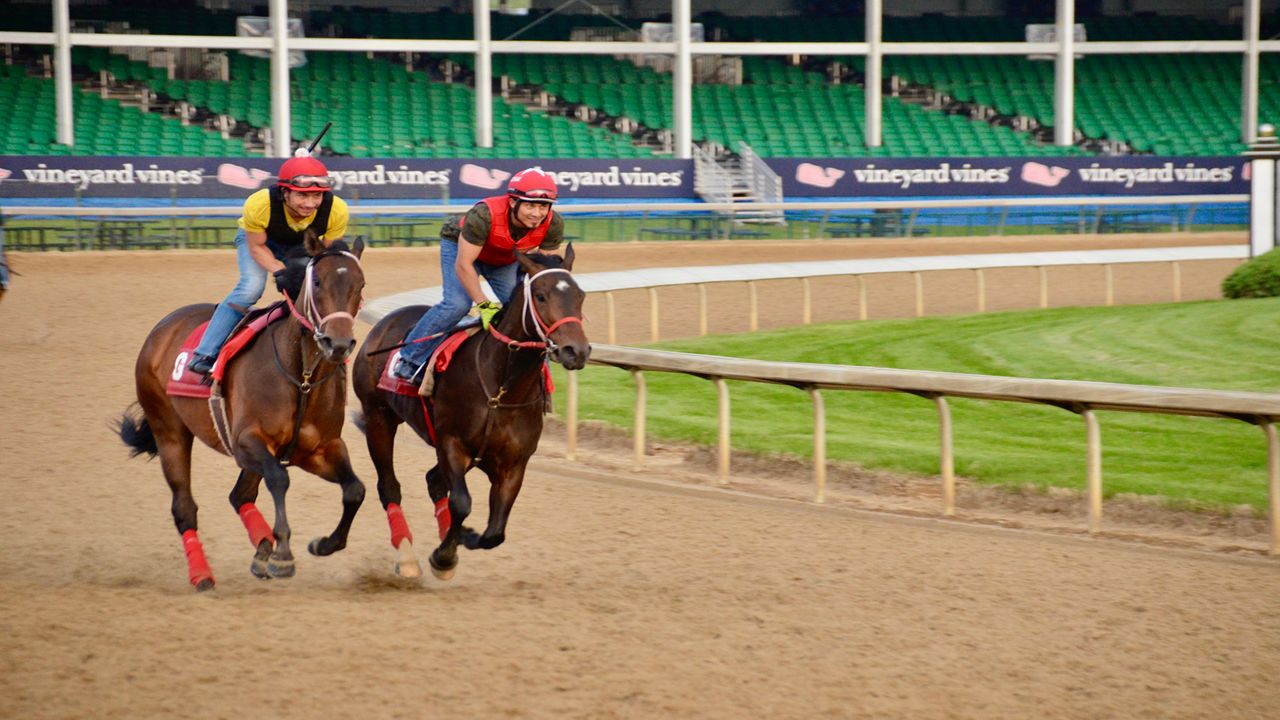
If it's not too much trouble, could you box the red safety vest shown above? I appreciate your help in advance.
[475,195,551,266]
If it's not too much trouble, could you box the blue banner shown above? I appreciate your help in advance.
[0,157,695,200]
[0,155,1250,200]
[770,157,1248,197]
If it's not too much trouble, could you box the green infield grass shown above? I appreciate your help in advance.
[554,297,1280,513]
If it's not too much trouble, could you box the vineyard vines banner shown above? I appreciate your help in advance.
[0,157,693,200]
[0,156,1247,199]
[774,157,1247,197]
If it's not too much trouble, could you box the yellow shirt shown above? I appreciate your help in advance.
[238,188,349,240]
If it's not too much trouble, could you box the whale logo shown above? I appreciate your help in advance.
[216,163,273,190]
[460,164,511,190]
[1021,162,1069,187]
[795,163,845,188]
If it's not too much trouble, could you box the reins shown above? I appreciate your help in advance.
[271,249,362,463]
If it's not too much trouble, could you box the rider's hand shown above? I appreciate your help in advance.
[477,301,501,330]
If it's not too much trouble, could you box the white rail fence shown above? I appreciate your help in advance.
[571,345,1280,555]
[364,244,1250,344]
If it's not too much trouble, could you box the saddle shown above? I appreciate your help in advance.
[166,303,287,399]
[377,328,474,399]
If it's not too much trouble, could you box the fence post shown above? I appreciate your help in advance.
[714,377,730,484]
[856,275,867,321]
[1172,261,1182,301]
[801,278,812,325]
[648,287,660,342]
[975,268,986,313]
[913,271,924,317]
[1082,407,1103,533]
[748,281,759,332]
[631,369,646,468]
[1104,265,1114,306]
[605,291,617,344]
[810,387,826,503]
[1264,420,1279,556]
[698,284,708,336]
[1038,266,1049,309]
[565,370,579,461]
[934,395,955,516]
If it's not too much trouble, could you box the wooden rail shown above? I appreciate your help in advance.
[569,344,1280,554]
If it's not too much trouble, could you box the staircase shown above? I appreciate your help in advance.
[693,142,786,226]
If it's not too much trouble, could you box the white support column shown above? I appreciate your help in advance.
[1243,0,1261,143]
[864,0,882,148]
[53,0,73,147]
[474,0,493,149]
[672,0,693,159]
[269,0,291,158]
[1247,125,1280,258]
[1053,0,1075,147]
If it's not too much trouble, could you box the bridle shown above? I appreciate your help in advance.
[487,267,583,352]
[283,250,363,342]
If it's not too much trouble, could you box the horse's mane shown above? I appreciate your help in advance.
[276,241,356,300]
[523,251,566,269]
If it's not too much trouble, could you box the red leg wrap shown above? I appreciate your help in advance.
[181,529,214,588]
[237,503,274,548]
[434,497,452,541]
[386,503,413,549]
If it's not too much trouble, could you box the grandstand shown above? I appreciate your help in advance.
[2,2,1277,160]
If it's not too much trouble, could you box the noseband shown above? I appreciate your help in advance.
[283,250,363,341]
[488,267,583,351]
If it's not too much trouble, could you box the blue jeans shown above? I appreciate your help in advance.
[399,239,519,367]
[194,229,273,358]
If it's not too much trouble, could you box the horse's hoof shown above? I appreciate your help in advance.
[194,578,215,592]
[429,553,457,581]
[396,560,423,579]
[250,557,271,579]
[395,539,421,579]
[267,558,296,578]
[308,537,342,557]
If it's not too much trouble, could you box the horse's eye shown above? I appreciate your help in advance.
[535,292,547,302]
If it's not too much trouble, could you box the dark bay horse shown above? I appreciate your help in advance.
[353,248,589,580]
[117,234,366,591]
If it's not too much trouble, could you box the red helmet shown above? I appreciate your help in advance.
[277,156,333,192]
[507,167,557,204]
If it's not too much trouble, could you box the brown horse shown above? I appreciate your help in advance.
[117,234,366,591]
[353,248,589,580]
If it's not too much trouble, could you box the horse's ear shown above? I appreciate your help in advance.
[562,243,575,271]
[304,228,324,257]
[351,235,365,259]
[514,250,540,276]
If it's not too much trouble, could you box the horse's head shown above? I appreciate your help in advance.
[512,245,590,370]
[280,231,366,363]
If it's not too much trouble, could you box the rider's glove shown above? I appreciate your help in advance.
[272,269,288,293]
[477,301,501,331]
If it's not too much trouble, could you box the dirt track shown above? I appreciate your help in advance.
[3,234,1279,719]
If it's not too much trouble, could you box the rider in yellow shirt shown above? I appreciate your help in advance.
[187,152,349,375]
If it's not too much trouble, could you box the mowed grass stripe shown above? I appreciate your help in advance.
[556,297,1280,512]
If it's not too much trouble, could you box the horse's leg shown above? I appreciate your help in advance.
[237,439,296,578]
[228,470,274,580]
[462,458,528,551]
[362,405,420,578]
[156,427,215,591]
[294,439,366,557]
[425,466,452,542]
[428,438,473,581]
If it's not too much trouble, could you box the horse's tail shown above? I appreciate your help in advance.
[116,403,158,459]
[349,409,367,435]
